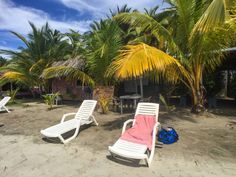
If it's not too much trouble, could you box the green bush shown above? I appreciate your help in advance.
[98,96,111,114]
[7,88,20,103]
[42,92,60,110]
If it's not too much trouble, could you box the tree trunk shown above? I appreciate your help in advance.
[189,64,206,114]
[191,87,205,114]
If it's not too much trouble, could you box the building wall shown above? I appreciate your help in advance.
[52,79,84,100]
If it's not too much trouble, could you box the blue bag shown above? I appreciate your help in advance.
[158,127,179,144]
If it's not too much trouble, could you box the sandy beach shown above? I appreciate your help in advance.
[0,101,236,177]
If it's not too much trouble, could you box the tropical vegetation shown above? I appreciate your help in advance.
[42,92,60,110]
[7,88,20,103]
[108,0,236,113]
[0,0,236,113]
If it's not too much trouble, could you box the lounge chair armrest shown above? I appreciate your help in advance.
[152,122,161,147]
[145,122,161,166]
[61,113,77,123]
[122,119,134,134]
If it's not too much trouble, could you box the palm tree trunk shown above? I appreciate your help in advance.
[191,67,205,113]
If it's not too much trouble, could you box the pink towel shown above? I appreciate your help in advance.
[120,114,156,150]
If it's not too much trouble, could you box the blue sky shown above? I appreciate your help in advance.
[0,0,166,57]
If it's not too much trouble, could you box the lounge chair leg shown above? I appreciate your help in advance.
[144,157,152,167]
[59,135,76,144]
[59,125,80,144]
[146,160,150,167]
[111,152,117,158]
[3,106,10,113]
[91,115,98,126]
[58,135,67,144]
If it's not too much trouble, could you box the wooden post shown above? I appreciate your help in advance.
[140,76,143,98]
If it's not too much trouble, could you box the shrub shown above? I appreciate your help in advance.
[7,88,20,103]
[42,92,60,110]
[159,94,175,112]
[98,96,111,114]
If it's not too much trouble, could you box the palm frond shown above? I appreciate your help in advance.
[114,12,183,58]
[0,71,31,85]
[107,43,184,84]
[10,31,30,48]
[86,20,123,84]
[191,0,226,35]
[42,66,95,87]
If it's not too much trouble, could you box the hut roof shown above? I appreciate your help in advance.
[52,57,86,70]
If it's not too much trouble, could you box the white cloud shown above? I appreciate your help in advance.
[0,45,19,59]
[57,0,163,18]
[0,0,91,34]
[0,46,17,51]
[0,41,7,45]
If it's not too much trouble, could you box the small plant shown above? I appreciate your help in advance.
[98,96,111,114]
[7,88,20,103]
[42,92,60,110]
[159,94,175,112]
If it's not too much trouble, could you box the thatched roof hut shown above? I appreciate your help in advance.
[52,57,86,70]
[50,57,89,101]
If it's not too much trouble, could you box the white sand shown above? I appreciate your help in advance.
[0,102,236,177]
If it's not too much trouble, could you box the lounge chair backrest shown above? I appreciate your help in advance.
[135,102,159,122]
[0,96,11,106]
[75,100,97,120]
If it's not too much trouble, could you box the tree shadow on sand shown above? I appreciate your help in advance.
[102,108,200,132]
[158,108,199,124]
[0,111,12,114]
[208,107,236,118]
[102,114,133,131]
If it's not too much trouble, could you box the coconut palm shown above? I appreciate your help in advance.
[64,29,88,59]
[109,0,236,113]
[109,4,133,17]
[0,57,7,67]
[0,22,68,91]
[0,51,40,87]
[86,19,123,85]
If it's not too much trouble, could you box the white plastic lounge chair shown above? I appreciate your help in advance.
[40,100,98,144]
[108,102,160,167]
[0,96,11,113]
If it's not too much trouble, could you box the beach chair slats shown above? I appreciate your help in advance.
[108,102,160,167]
[40,100,98,144]
[135,103,159,120]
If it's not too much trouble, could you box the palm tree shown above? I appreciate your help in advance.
[42,30,94,87]
[64,29,87,59]
[43,19,124,87]
[108,0,236,113]
[0,57,7,67]
[86,19,123,85]
[109,4,133,17]
[0,22,68,91]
